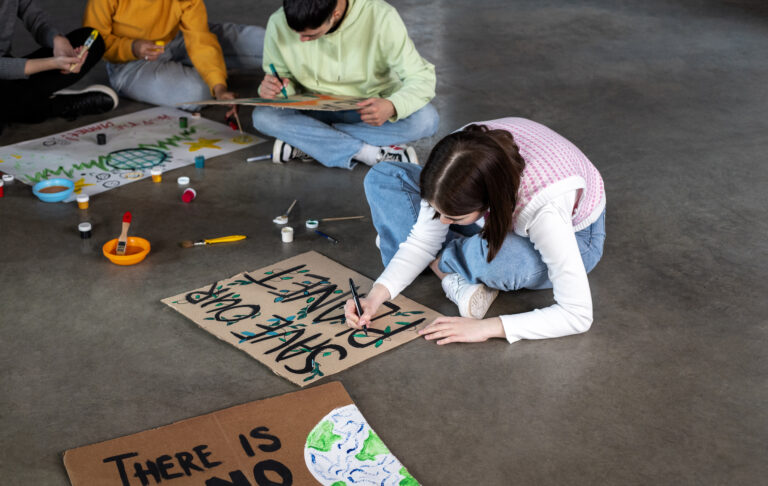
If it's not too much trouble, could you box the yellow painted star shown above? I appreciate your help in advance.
[73,178,95,194]
[231,135,255,145]
[184,138,222,152]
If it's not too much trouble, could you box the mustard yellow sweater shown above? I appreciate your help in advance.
[83,0,226,92]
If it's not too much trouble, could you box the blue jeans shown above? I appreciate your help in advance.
[106,23,265,110]
[364,162,607,291]
[251,103,439,169]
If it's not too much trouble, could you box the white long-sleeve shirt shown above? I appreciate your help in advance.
[374,190,593,343]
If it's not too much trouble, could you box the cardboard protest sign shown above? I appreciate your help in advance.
[189,93,368,111]
[63,382,420,485]
[162,251,440,386]
[0,107,262,201]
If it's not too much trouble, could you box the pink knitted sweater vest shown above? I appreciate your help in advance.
[477,118,605,235]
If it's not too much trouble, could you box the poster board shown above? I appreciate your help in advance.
[190,93,368,111]
[0,107,263,201]
[162,251,440,386]
[63,382,420,485]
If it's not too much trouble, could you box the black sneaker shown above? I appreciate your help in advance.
[272,138,314,164]
[378,144,419,164]
[51,84,119,120]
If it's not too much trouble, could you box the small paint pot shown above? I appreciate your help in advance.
[177,176,190,185]
[273,215,288,225]
[179,116,188,129]
[151,167,163,182]
[97,133,106,145]
[78,222,92,239]
[182,188,197,203]
[305,219,319,229]
[2,174,14,184]
[191,112,201,119]
[0,180,4,198]
[76,194,90,209]
[194,155,205,168]
[281,226,294,243]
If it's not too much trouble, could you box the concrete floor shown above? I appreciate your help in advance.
[2,0,767,484]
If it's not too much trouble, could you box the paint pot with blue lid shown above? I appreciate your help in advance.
[195,155,205,168]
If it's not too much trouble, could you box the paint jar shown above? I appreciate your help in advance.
[182,188,197,203]
[177,176,190,185]
[273,215,288,225]
[179,116,188,129]
[0,180,4,198]
[97,133,106,145]
[2,174,14,184]
[76,194,90,209]
[194,155,205,169]
[151,167,163,183]
[305,219,319,229]
[78,222,92,239]
[281,226,294,243]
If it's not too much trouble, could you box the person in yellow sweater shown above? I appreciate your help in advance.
[83,0,264,111]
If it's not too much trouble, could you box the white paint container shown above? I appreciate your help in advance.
[177,176,190,185]
[305,219,319,229]
[281,226,294,243]
[273,215,288,225]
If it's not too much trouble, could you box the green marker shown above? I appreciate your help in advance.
[269,63,289,99]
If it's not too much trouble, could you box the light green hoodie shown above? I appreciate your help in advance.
[262,0,436,121]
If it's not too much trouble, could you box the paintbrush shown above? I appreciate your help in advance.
[69,29,99,72]
[320,216,365,222]
[273,199,297,224]
[179,235,247,248]
[115,211,132,255]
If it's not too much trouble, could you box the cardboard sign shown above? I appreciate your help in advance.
[189,93,368,111]
[63,382,420,485]
[0,107,263,201]
[162,251,440,386]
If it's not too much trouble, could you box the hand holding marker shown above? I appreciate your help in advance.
[269,64,289,99]
[349,278,368,336]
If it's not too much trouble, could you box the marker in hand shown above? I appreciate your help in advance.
[349,278,368,336]
[269,63,289,99]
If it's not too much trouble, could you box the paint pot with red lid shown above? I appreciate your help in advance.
[182,188,197,203]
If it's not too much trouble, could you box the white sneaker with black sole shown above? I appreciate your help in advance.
[441,273,499,319]
[272,139,314,164]
[378,144,418,165]
[50,84,119,120]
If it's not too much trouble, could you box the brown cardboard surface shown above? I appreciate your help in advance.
[162,251,441,386]
[63,383,353,485]
[188,94,368,111]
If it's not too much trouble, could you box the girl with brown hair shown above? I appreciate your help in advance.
[345,118,606,344]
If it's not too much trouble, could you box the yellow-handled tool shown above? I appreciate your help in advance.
[179,235,246,248]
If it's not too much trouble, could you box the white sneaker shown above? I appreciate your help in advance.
[441,273,499,319]
[378,144,418,165]
[272,139,313,164]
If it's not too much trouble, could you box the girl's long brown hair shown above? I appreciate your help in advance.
[420,124,526,262]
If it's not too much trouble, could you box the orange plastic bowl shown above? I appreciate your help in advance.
[102,237,151,265]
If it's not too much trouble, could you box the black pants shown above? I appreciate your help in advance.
[0,27,105,123]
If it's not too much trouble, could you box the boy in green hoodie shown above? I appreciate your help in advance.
[252,0,439,169]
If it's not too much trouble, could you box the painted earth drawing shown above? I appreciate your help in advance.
[304,405,419,486]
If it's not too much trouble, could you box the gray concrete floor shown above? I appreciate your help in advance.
[2,0,767,484]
